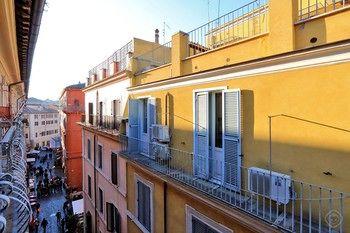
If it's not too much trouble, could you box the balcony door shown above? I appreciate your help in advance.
[128,98,156,156]
[194,89,241,191]
[88,103,93,124]
[99,101,103,126]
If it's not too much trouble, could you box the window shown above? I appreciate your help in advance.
[186,205,232,233]
[47,141,50,146]
[87,139,91,160]
[42,121,45,125]
[55,120,58,123]
[35,133,38,137]
[98,144,103,169]
[107,203,121,232]
[136,177,152,232]
[55,129,58,133]
[99,188,104,213]
[34,122,38,126]
[88,175,92,197]
[34,114,38,119]
[25,133,28,138]
[111,153,118,185]
[142,99,148,133]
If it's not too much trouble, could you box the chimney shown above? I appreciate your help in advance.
[155,29,159,44]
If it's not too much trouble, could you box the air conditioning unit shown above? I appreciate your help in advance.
[152,125,170,142]
[248,167,291,204]
[151,142,170,160]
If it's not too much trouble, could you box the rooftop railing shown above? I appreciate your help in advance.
[87,41,133,84]
[298,0,350,21]
[134,41,172,74]
[120,136,349,233]
[187,0,269,57]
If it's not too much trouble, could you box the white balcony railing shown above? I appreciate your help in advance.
[299,0,350,21]
[0,118,32,233]
[120,136,348,233]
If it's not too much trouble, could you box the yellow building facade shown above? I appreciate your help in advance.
[119,0,350,232]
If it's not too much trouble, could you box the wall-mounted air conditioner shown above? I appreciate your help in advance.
[151,142,170,160]
[248,167,291,204]
[152,124,170,142]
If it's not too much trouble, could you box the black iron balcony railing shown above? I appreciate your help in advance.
[86,114,122,131]
[119,136,349,233]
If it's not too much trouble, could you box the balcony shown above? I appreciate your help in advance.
[119,136,348,233]
[0,118,31,232]
[83,114,123,133]
[61,104,84,114]
[87,41,133,86]
[298,0,350,21]
[187,0,269,57]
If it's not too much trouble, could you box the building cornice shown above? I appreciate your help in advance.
[128,39,350,94]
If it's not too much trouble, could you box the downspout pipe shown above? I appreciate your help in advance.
[163,182,167,233]
[8,81,24,117]
[93,135,98,233]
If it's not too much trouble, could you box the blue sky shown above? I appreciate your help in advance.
[29,0,249,100]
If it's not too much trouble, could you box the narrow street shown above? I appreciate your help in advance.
[31,150,66,233]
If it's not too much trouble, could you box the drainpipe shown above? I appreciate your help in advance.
[93,135,98,233]
[8,81,23,117]
[163,182,167,233]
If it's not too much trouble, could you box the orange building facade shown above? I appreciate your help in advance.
[60,83,85,190]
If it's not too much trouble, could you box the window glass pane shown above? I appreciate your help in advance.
[98,145,103,169]
[215,92,222,148]
[142,99,148,133]
[192,216,220,233]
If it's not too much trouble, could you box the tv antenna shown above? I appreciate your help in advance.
[163,22,171,43]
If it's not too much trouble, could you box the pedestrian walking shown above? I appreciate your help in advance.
[56,211,62,223]
[41,218,48,233]
[34,218,40,233]
[60,218,65,233]
[35,203,41,216]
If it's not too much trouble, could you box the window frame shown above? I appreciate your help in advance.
[185,205,232,233]
[111,152,118,186]
[134,174,154,233]
[98,187,104,213]
[87,175,92,197]
[98,144,103,169]
[87,139,91,160]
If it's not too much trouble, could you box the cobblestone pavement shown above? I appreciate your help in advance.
[32,150,66,233]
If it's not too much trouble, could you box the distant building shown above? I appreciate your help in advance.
[23,104,60,148]
[59,82,85,190]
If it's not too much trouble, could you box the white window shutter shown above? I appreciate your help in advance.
[147,98,157,157]
[194,92,209,179]
[223,89,241,191]
[128,99,140,153]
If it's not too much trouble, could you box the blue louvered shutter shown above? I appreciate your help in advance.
[147,98,156,158]
[194,92,209,179]
[223,89,241,191]
[137,181,151,231]
[128,99,140,154]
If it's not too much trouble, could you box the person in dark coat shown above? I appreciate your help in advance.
[56,211,62,223]
[41,218,48,233]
